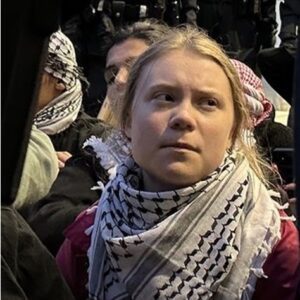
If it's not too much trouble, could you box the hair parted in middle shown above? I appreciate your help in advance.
[120,25,272,185]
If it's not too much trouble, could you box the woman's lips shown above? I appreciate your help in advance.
[162,142,198,152]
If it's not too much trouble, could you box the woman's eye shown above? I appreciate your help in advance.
[154,93,174,102]
[199,98,218,109]
[206,99,217,106]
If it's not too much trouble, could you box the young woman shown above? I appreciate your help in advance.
[57,27,299,300]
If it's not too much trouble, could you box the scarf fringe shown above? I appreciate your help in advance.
[268,189,281,199]
[272,201,297,222]
[261,240,272,253]
[240,184,281,300]
[91,181,105,191]
[280,215,297,222]
[84,133,129,180]
[250,267,268,279]
[85,225,94,236]
[273,202,290,210]
[84,136,117,172]
[244,284,256,300]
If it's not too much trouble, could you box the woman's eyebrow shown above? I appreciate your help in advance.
[147,82,222,94]
[147,82,174,90]
[143,83,179,95]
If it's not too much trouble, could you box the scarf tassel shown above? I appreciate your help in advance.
[250,267,268,279]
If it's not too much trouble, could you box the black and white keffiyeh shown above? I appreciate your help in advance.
[88,152,281,300]
[34,30,84,135]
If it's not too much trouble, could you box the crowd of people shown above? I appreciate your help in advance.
[2,1,300,299]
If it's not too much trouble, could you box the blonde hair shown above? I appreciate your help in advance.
[120,26,272,185]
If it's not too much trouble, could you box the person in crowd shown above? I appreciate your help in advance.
[1,206,75,300]
[2,127,71,299]
[195,0,277,71]
[257,0,300,127]
[258,0,299,104]
[34,30,110,166]
[23,20,169,256]
[56,26,300,300]
[231,59,273,130]
[61,0,115,117]
[13,125,59,211]
[231,58,293,162]
[97,19,169,126]
[232,58,295,215]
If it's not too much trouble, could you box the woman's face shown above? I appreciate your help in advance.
[125,50,235,192]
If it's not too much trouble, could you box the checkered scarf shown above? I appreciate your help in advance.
[88,152,281,300]
[34,30,84,135]
[231,59,273,127]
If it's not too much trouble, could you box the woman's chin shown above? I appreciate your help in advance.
[143,166,204,192]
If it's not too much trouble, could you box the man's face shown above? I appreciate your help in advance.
[105,38,149,101]
[36,72,65,112]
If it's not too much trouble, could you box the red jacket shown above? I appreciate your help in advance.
[56,209,300,300]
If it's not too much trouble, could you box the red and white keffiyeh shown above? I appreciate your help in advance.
[231,59,273,127]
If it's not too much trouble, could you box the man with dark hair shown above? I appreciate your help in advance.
[98,19,169,125]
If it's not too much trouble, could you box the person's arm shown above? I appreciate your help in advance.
[13,125,59,210]
[23,153,102,255]
[253,212,300,300]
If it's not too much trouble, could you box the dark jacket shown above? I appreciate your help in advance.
[1,206,75,300]
[21,145,109,255]
[279,0,300,56]
[49,110,111,155]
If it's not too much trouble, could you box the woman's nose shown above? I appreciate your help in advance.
[169,102,197,131]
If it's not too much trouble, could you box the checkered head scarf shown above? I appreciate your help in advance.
[34,30,84,135]
[44,30,83,89]
[231,59,273,127]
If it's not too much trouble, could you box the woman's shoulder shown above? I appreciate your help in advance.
[268,210,300,271]
[56,205,97,300]
[253,210,300,299]
[266,210,300,280]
